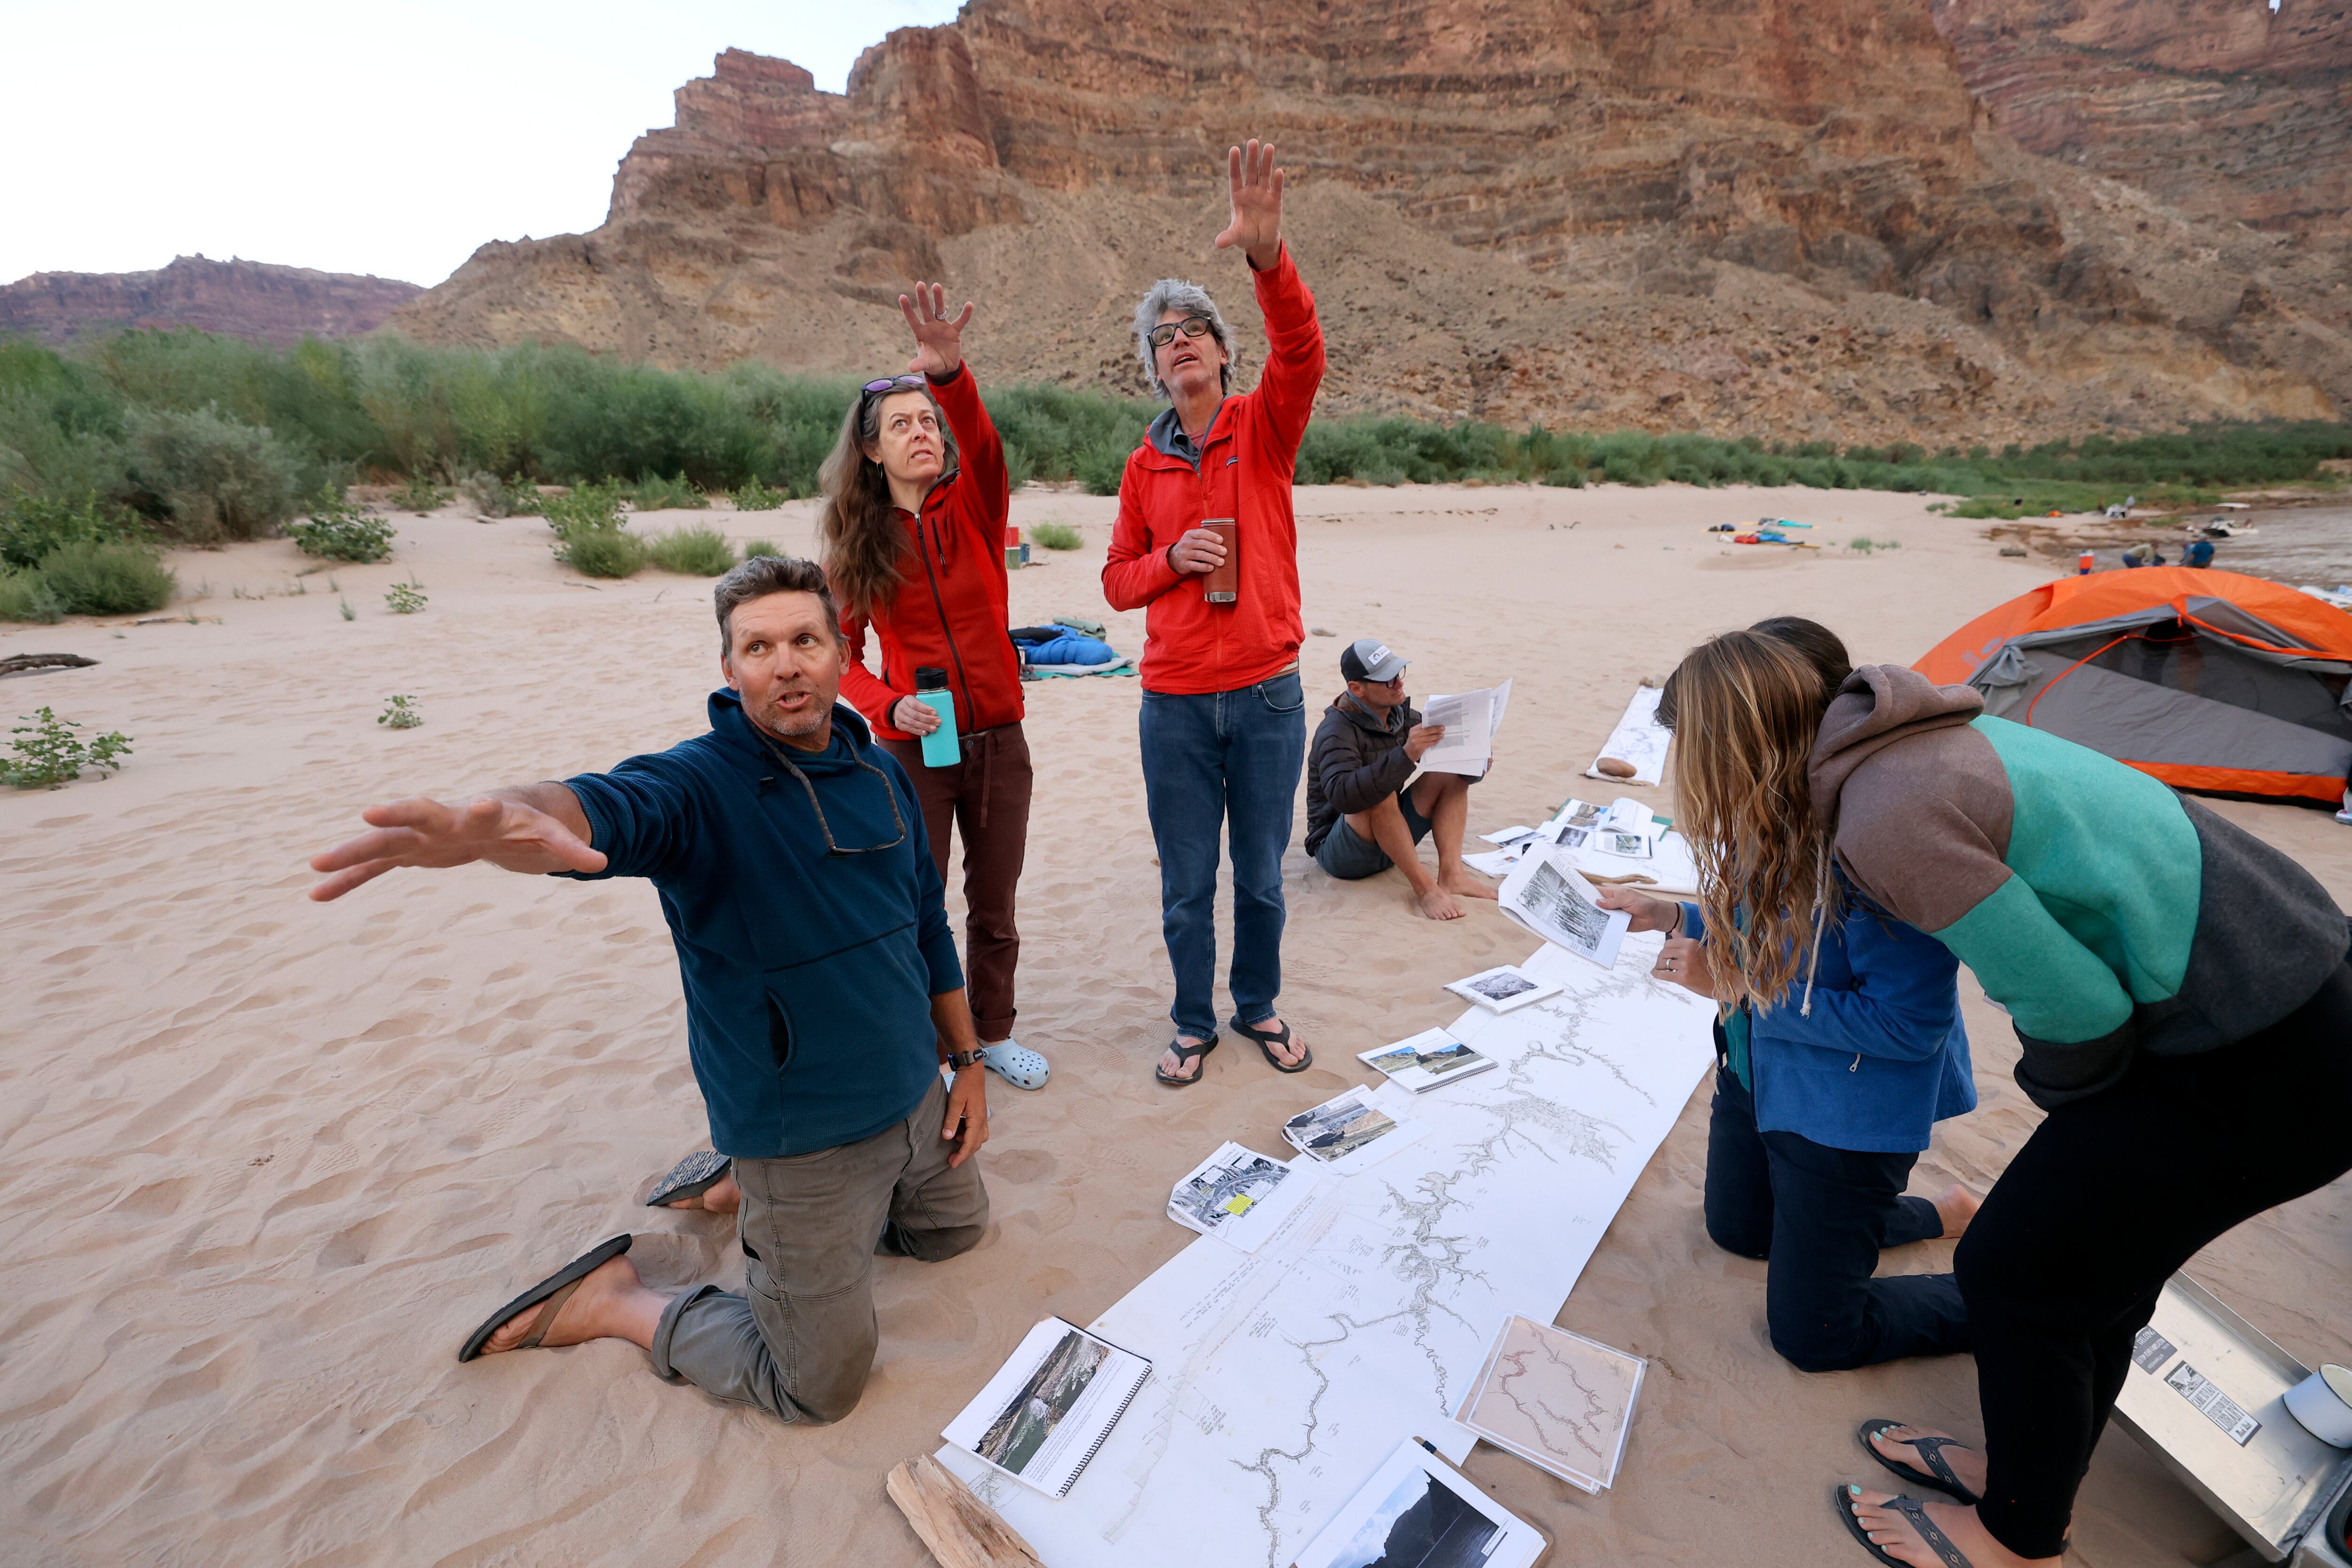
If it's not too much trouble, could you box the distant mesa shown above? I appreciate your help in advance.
[0,255,423,347]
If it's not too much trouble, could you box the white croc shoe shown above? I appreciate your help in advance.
[978,1040,1050,1090]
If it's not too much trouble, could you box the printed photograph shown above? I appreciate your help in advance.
[1286,1094,1402,1164]
[1518,862,1609,946]
[971,1328,1108,1477]
[1318,1467,1505,1568]
[1366,1038,1485,1080]
[1170,1148,1289,1232]
[1601,831,1651,858]
[1468,971,1538,1002]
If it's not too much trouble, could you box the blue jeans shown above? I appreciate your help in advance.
[1705,1060,1969,1372]
[1137,669,1307,1042]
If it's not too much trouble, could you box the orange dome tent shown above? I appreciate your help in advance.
[1914,566,2352,806]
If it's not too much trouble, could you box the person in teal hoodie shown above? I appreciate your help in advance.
[1602,619,1979,1375]
[1660,626,2352,1568]
[307,555,993,1428]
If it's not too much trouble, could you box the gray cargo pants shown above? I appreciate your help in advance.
[649,1075,988,1423]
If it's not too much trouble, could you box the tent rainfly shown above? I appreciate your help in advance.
[1914,567,2352,807]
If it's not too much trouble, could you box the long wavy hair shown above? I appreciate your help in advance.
[818,385,957,621]
[1662,628,1842,1012]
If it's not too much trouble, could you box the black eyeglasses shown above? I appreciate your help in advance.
[1147,316,1216,350]
[756,731,909,858]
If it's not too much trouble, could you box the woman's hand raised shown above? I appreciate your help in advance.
[898,281,974,379]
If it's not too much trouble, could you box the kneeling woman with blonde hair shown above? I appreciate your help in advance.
[1661,627,2352,1568]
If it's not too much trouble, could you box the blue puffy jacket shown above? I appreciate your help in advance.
[1683,880,1976,1153]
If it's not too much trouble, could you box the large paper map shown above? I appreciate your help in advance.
[939,936,1714,1568]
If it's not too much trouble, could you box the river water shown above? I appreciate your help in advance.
[2187,504,2352,591]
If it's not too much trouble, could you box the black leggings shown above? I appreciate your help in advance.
[1957,960,2352,1559]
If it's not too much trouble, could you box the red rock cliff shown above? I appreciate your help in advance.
[0,255,423,347]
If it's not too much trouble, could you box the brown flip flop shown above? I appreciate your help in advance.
[457,1234,631,1363]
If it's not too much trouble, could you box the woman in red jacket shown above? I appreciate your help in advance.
[818,282,1048,1092]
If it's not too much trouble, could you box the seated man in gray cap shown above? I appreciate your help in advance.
[1303,638,1494,921]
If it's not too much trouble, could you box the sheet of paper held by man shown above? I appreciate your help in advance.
[1499,844,1632,968]
[1416,679,1511,777]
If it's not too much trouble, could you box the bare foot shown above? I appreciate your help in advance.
[1158,1035,1214,1082]
[1440,868,1498,901]
[1253,1014,1309,1069]
[1844,1488,2057,1568]
[1415,883,1466,920]
[1932,1184,1980,1239]
[668,1170,741,1216]
[474,1254,669,1356]
[1867,1425,1987,1498]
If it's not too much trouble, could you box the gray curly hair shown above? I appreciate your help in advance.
[1131,279,1236,400]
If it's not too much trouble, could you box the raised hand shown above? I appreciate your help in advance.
[898,281,974,379]
[1213,139,1285,271]
[307,789,604,901]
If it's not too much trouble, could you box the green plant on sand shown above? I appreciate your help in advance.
[646,525,739,576]
[287,486,397,563]
[0,568,67,623]
[385,580,428,613]
[339,595,356,621]
[731,478,786,511]
[625,472,708,511]
[543,482,644,578]
[3,706,131,788]
[37,541,176,615]
[739,538,783,562]
[392,474,449,513]
[460,472,542,517]
[379,694,423,729]
[1030,520,1082,550]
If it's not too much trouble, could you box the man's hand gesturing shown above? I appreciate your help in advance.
[1215,139,1285,271]
[307,790,604,901]
[898,280,974,380]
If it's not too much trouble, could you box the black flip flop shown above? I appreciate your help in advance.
[1231,1016,1312,1073]
[456,1234,631,1363]
[1858,1419,1983,1505]
[1834,1487,1977,1568]
[645,1150,731,1209]
[1155,1036,1217,1087]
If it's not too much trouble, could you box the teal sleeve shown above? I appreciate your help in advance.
[1931,874,2135,1043]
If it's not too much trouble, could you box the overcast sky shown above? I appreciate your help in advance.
[0,0,962,288]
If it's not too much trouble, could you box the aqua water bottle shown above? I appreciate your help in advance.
[914,666,960,767]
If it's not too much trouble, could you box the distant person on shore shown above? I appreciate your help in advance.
[1656,626,2352,1568]
[819,279,1049,1099]
[306,556,992,1427]
[1103,138,1326,1087]
[1598,617,1979,1380]
[1303,637,1494,921]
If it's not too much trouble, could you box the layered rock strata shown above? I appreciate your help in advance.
[1,255,423,347]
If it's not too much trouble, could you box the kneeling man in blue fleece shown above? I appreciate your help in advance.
[309,554,989,1424]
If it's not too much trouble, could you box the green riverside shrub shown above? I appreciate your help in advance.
[1030,521,1082,550]
[2,705,131,788]
[126,405,306,542]
[287,487,396,562]
[627,472,708,511]
[0,492,137,569]
[646,525,738,575]
[0,567,66,623]
[739,538,783,561]
[731,478,786,511]
[38,541,177,615]
[562,527,646,578]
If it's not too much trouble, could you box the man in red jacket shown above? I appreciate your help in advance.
[1102,139,1325,1087]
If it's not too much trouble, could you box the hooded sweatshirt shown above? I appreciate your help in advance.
[1303,693,1472,853]
[1813,665,2348,1109]
[558,691,962,1158]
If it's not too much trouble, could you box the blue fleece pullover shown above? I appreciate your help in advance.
[560,691,962,1159]
[1682,883,1976,1154]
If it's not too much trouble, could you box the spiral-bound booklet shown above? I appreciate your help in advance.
[942,1318,1152,1497]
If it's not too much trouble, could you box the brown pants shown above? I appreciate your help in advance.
[880,723,1032,1042]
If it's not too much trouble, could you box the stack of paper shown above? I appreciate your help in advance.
[942,1319,1153,1498]
[1417,679,1511,778]
[1164,1141,1318,1252]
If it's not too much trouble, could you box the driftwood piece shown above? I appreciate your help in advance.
[0,653,98,678]
[885,1454,1047,1568]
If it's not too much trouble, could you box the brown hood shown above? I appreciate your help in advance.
[1810,664,1984,821]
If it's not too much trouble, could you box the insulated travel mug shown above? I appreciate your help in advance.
[1202,517,1238,604]
[914,666,960,767]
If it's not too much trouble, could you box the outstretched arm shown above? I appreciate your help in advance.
[308,783,604,901]
[1216,139,1285,272]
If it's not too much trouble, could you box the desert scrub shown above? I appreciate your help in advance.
[0,492,140,570]
[1030,520,1082,550]
[3,706,131,788]
[125,405,307,543]
[739,538,782,562]
[286,486,397,563]
[392,474,449,513]
[38,540,176,615]
[460,471,541,517]
[543,482,643,577]
[646,525,737,575]
[379,694,422,729]
[625,472,707,511]
[385,580,428,613]
[0,567,66,623]
[731,478,786,511]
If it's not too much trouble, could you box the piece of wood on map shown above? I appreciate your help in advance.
[886,1454,1047,1568]
[1583,685,1669,785]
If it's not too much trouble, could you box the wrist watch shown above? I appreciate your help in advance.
[944,1049,984,1071]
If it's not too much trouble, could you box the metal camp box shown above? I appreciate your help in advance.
[2112,1274,2352,1564]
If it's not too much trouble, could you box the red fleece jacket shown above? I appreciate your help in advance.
[1101,246,1325,694]
[835,365,1025,739]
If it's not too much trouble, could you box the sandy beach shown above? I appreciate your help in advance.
[5,482,2347,1567]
